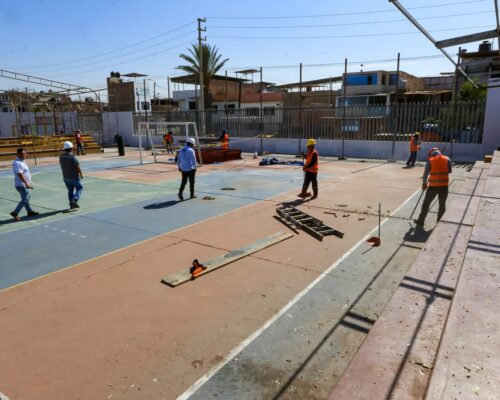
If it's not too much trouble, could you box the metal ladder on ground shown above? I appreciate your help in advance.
[276,205,344,241]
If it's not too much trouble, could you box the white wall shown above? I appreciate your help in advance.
[482,77,500,156]
[231,137,482,163]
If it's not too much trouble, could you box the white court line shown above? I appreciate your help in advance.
[177,188,420,400]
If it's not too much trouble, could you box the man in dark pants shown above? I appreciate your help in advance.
[177,137,197,201]
[414,147,452,226]
[298,138,319,200]
[59,141,84,209]
[406,132,421,168]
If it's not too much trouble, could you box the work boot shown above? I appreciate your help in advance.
[190,193,197,199]
[297,192,311,199]
[311,189,318,200]
[178,193,184,201]
[27,211,39,216]
[10,211,21,221]
[413,219,424,226]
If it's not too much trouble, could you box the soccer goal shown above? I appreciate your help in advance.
[136,121,203,166]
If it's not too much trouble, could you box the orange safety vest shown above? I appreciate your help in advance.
[304,149,319,173]
[409,137,420,152]
[221,133,229,150]
[428,154,449,187]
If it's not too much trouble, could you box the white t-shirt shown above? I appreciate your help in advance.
[12,158,31,187]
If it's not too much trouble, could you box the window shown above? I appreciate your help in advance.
[389,74,399,85]
[263,107,275,116]
[224,104,235,114]
[245,107,259,116]
[346,74,378,86]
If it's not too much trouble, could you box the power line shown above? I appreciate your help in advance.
[48,41,195,79]
[207,0,488,19]
[210,24,492,40]
[207,10,493,29]
[26,31,196,74]
[7,21,196,71]
[224,54,446,71]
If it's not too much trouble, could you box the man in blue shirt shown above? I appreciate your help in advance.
[177,137,197,201]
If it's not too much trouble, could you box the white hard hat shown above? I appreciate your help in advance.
[187,137,196,145]
[63,141,74,150]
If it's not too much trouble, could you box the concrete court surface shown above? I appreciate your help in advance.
[0,149,459,399]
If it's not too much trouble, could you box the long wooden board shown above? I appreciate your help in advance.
[161,231,294,287]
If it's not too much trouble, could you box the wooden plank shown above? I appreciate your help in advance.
[161,231,294,287]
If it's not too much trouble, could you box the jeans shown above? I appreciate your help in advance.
[14,186,33,214]
[179,170,196,196]
[416,186,448,224]
[406,151,417,167]
[64,178,83,203]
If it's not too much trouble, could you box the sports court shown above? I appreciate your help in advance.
[0,149,485,399]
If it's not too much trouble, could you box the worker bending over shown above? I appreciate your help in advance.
[298,138,319,200]
[414,147,451,226]
[218,128,229,150]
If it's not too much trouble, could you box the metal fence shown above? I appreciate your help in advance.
[133,101,485,144]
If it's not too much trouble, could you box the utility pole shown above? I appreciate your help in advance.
[260,66,263,154]
[167,76,171,99]
[197,17,206,136]
[26,87,37,165]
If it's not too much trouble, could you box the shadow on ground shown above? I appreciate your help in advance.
[143,200,179,210]
[0,209,69,225]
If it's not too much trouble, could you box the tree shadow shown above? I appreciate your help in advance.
[143,200,179,210]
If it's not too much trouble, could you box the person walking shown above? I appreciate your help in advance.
[298,138,319,200]
[59,141,84,209]
[406,132,421,168]
[414,147,452,226]
[218,128,229,150]
[10,148,39,221]
[163,130,174,154]
[74,129,85,155]
[177,137,197,201]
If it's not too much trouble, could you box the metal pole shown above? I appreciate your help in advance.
[389,0,477,86]
[167,76,171,99]
[225,70,228,109]
[197,18,206,136]
[451,47,462,160]
[144,79,157,163]
[136,88,143,165]
[26,88,37,165]
[340,58,348,159]
[260,66,263,154]
[391,52,400,161]
[494,0,500,50]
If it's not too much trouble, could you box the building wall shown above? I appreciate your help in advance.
[107,78,136,112]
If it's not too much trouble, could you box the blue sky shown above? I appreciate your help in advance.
[1,0,498,100]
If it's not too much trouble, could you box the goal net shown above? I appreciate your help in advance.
[136,121,203,165]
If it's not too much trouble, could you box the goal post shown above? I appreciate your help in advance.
[136,121,203,166]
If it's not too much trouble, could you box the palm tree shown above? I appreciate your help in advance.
[177,43,229,107]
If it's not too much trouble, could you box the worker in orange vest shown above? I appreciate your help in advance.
[219,128,229,150]
[163,130,174,154]
[414,147,452,226]
[298,138,319,199]
[405,132,421,168]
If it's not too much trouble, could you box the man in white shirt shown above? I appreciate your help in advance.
[10,148,39,221]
